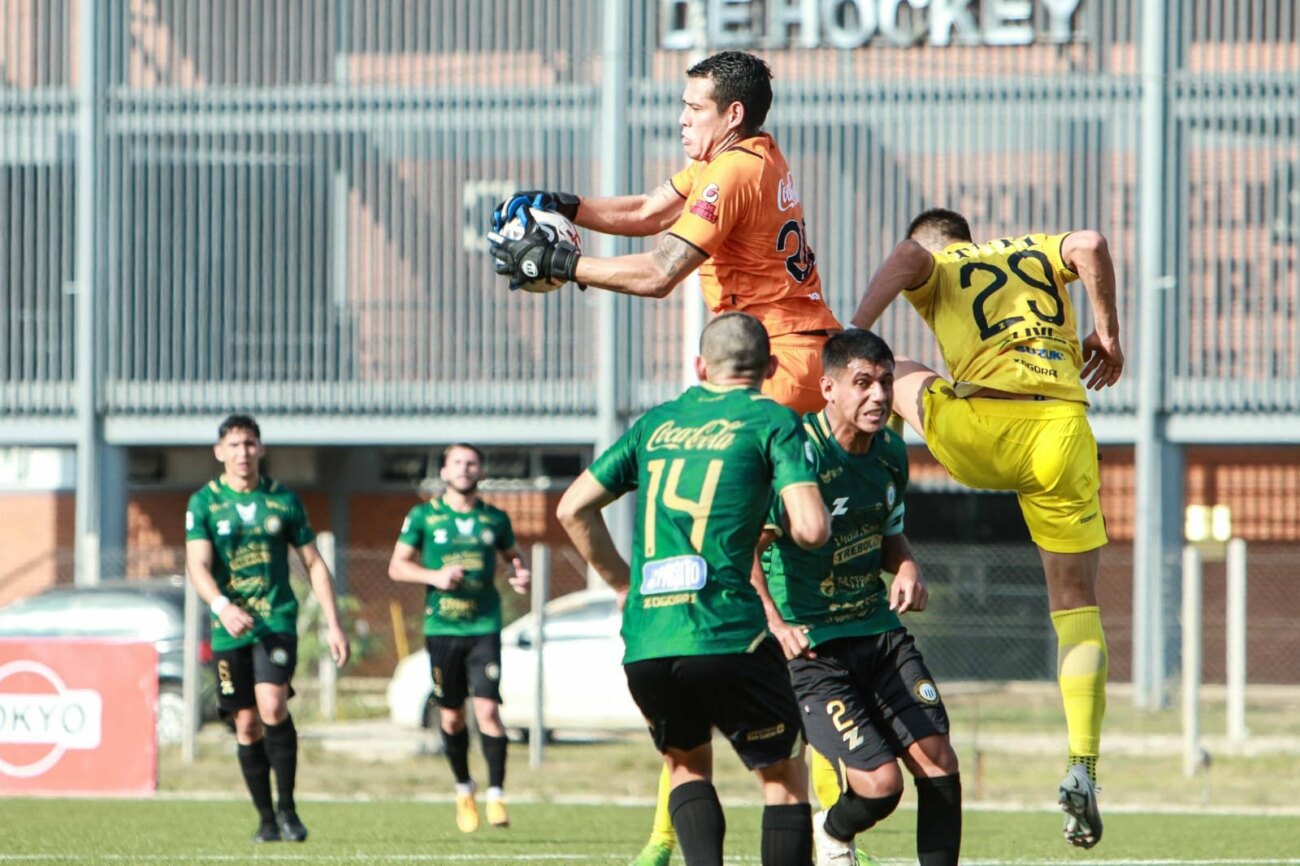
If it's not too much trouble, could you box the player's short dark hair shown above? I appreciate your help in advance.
[217,413,261,442]
[441,443,485,468]
[822,329,894,374]
[907,208,973,245]
[700,311,771,379]
[687,51,773,133]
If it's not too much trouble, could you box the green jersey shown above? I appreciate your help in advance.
[589,383,818,664]
[186,476,315,651]
[396,497,517,637]
[763,410,909,647]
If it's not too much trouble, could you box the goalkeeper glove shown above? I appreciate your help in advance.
[491,190,580,231]
[487,207,581,291]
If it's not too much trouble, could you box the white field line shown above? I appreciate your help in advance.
[2,856,1300,865]
[142,789,1300,818]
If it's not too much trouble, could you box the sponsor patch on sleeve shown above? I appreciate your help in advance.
[689,199,718,223]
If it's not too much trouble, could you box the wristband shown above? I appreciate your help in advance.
[210,595,231,615]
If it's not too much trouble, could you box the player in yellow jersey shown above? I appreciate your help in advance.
[488,50,841,416]
[852,208,1124,849]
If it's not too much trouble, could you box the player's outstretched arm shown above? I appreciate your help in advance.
[779,484,830,550]
[573,232,708,299]
[493,182,681,238]
[296,541,351,667]
[556,471,631,593]
[1062,230,1124,390]
[882,532,927,614]
[573,182,684,237]
[488,205,705,297]
[850,239,935,330]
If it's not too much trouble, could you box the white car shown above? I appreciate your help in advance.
[386,589,645,736]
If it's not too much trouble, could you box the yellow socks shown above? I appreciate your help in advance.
[810,747,843,811]
[1052,606,1108,778]
[648,763,676,847]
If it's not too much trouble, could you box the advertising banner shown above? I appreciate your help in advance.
[0,639,158,795]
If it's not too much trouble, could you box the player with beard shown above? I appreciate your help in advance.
[388,443,532,833]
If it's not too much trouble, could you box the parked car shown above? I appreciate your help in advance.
[0,576,214,743]
[386,589,644,736]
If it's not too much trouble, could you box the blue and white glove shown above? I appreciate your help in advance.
[487,206,581,291]
[491,190,580,232]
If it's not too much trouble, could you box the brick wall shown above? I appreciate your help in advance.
[0,492,74,606]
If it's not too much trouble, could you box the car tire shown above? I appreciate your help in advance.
[422,693,439,729]
[511,727,554,745]
[157,685,187,745]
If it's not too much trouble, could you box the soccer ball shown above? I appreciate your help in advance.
[500,208,582,294]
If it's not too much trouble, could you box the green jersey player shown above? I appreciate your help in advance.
[558,312,830,866]
[185,414,350,844]
[752,330,962,866]
[388,443,531,834]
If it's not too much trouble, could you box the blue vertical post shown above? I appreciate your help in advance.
[74,0,105,585]
[1134,0,1184,709]
[595,0,633,581]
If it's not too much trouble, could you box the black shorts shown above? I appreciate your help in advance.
[624,638,803,771]
[789,629,948,775]
[426,632,502,709]
[212,632,299,714]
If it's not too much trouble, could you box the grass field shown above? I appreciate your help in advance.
[1,798,1299,865]
[5,683,1299,864]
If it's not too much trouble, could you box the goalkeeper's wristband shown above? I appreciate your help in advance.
[210,595,231,615]
[550,192,580,221]
[547,244,581,283]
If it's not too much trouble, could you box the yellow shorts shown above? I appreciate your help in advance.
[922,382,1108,554]
[763,333,830,415]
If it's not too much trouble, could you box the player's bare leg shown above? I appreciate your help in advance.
[814,762,903,866]
[1041,546,1107,848]
[887,358,940,439]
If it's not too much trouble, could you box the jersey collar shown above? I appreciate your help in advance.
[698,381,755,394]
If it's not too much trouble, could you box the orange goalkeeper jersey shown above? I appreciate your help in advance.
[669,134,841,338]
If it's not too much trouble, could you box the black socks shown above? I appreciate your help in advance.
[669,780,726,866]
[262,715,299,815]
[237,740,275,822]
[442,727,472,785]
[762,802,813,866]
[915,773,962,866]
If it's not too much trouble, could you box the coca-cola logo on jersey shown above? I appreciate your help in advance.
[777,173,800,212]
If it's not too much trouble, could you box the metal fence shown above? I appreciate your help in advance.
[1,1,1298,425]
[67,538,1300,691]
